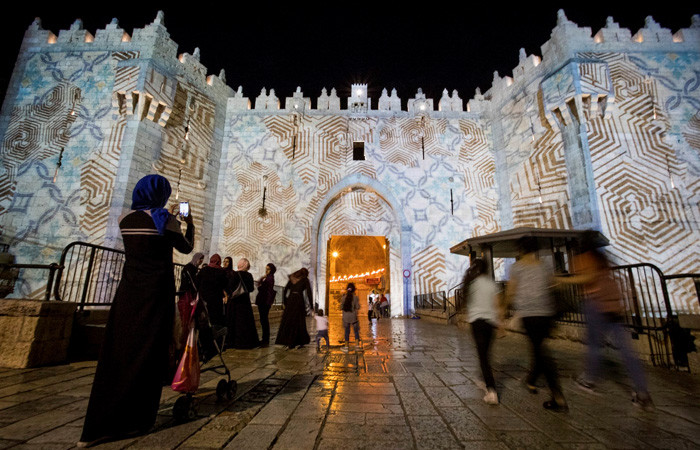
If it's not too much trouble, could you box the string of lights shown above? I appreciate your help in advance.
[329,268,385,283]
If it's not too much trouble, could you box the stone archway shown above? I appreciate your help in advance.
[310,174,412,316]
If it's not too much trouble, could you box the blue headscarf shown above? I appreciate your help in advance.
[131,174,172,235]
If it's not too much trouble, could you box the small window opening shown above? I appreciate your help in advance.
[353,141,365,160]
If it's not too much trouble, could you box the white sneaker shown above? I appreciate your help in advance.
[341,346,349,353]
[483,389,499,405]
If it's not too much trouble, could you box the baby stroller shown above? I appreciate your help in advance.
[172,279,237,422]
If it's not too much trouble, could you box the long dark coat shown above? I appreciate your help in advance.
[275,276,312,347]
[80,211,193,442]
[225,271,260,349]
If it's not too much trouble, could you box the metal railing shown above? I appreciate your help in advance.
[55,241,184,311]
[0,263,62,301]
[413,291,446,311]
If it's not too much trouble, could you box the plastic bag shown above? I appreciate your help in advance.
[171,325,200,393]
[172,295,200,393]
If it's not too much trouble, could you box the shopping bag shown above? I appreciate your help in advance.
[172,295,200,393]
[177,291,196,340]
[171,325,200,393]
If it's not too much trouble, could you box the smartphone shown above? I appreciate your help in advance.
[179,201,189,217]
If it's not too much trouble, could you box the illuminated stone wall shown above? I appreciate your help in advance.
[0,14,231,297]
[0,11,698,314]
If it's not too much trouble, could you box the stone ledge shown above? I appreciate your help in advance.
[413,308,449,324]
[0,299,76,368]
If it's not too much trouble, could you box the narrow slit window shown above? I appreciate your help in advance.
[353,141,365,160]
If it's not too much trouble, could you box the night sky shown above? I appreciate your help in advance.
[0,4,698,108]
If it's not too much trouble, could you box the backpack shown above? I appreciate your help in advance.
[342,294,354,312]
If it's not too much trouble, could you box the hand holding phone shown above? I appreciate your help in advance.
[179,202,189,217]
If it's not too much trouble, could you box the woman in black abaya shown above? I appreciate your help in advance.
[79,174,194,447]
[275,267,312,349]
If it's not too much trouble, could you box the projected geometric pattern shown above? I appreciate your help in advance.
[0,82,80,235]
[220,112,496,300]
[510,127,572,230]
[580,52,700,312]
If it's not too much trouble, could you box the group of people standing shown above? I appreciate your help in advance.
[180,253,274,349]
[78,174,316,447]
[181,254,317,351]
[463,234,654,412]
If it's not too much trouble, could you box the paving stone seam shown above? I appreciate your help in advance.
[393,374,420,450]
[216,370,301,449]
[311,376,337,450]
[412,371,472,448]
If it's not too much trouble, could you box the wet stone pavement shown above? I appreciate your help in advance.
[0,318,699,449]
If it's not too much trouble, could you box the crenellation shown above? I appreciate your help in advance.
[56,19,93,45]
[316,88,342,111]
[285,87,311,112]
[94,18,128,45]
[632,16,675,44]
[230,86,250,110]
[407,88,433,114]
[378,88,401,111]
[673,15,700,44]
[21,18,54,50]
[540,10,594,66]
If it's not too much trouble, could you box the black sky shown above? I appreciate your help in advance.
[0,3,697,108]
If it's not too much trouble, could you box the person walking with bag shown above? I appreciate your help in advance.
[79,175,194,447]
[255,263,277,347]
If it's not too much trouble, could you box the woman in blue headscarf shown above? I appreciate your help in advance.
[79,174,194,447]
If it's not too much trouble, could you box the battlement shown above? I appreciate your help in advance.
[21,12,229,96]
[18,10,700,115]
[482,10,700,107]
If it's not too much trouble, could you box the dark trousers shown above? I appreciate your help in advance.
[471,319,496,389]
[344,321,360,343]
[258,303,271,344]
[316,330,329,349]
[522,316,562,396]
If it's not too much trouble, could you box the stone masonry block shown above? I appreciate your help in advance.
[0,299,76,368]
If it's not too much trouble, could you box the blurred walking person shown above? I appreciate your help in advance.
[560,231,653,411]
[465,258,500,405]
[506,236,567,412]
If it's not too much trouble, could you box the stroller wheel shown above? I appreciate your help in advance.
[173,395,197,422]
[216,379,229,400]
[228,380,237,400]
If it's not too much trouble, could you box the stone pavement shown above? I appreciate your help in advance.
[0,317,698,449]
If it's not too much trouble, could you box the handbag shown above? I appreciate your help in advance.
[171,297,200,393]
[231,271,248,298]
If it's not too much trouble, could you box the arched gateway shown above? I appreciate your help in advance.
[310,174,413,317]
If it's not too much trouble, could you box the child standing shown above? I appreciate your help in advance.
[315,309,329,352]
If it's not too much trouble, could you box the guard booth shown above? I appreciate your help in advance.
[449,226,608,278]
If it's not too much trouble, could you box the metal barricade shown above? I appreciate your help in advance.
[55,241,184,311]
